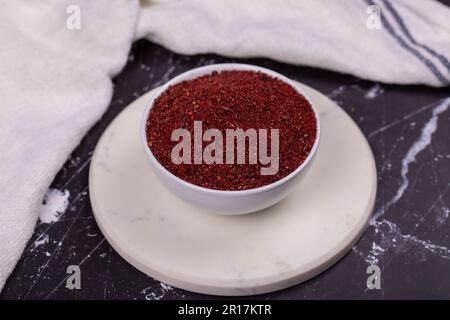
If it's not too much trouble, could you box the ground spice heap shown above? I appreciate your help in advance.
[146,70,317,191]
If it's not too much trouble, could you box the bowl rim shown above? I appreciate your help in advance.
[140,63,321,196]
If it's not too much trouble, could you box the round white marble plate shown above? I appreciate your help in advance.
[89,83,377,296]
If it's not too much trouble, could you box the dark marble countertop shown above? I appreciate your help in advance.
[2,38,450,299]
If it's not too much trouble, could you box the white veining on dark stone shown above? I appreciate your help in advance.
[354,97,450,266]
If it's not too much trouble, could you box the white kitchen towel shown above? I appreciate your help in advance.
[1,0,450,292]
[0,0,139,290]
[138,0,450,87]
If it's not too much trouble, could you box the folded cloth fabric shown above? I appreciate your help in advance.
[0,0,139,290]
[138,0,450,87]
[1,0,450,291]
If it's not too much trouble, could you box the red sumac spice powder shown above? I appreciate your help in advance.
[146,70,317,191]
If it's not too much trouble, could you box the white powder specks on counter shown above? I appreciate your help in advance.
[365,83,384,100]
[30,234,49,252]
[39,189,70,224]
[141,283,174,300]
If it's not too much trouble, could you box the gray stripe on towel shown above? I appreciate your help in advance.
[383,0,450,74]
[364,0,449,85]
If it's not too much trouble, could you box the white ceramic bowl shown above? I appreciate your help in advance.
[141,63,320,215]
